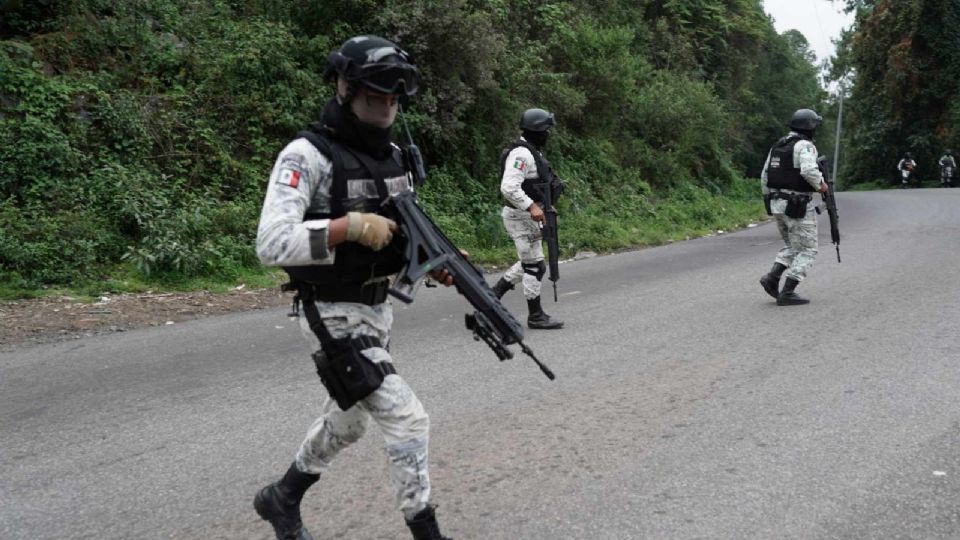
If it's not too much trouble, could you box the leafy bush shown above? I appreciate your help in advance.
[0,0,813,294]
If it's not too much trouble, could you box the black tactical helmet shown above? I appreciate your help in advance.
[905,152,913,159]
[326,35,419,97]
[519,108,556,132]
[946,149,954,155]
[788,108,822,132]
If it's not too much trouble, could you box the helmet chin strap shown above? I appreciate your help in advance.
[336,77,358,105]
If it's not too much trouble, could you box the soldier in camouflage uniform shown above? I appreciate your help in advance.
[489,108,564,329]
[939,149,956,187]
[759,109,829,306]
[898,152,917,189]
[254,35,452,540]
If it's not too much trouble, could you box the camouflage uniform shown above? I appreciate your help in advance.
[939,154,956,186]
[760,132,823,282]
[499,140,547,299]
[898,157,917,187]
[256,137,432,520]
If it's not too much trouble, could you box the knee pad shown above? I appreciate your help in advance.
[522,261,546,280]
[337,416,369,444]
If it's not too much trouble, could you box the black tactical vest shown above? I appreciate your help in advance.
[283,124,411,286]
[766,136,815,192]
[500,139,556,205]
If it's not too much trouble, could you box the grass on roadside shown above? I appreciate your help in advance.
[0,266,288,302]
[1,184,767,301]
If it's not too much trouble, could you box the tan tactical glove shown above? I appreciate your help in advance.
[346,212,397,251]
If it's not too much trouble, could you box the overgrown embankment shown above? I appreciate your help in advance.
[828,0,960,186]
[0,1,825,298]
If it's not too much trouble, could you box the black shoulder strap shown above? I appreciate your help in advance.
[296,123,347,217]
[768,135,801,168]
[517,140,553,182]
[775,134,801,149]
[501,139,553,182]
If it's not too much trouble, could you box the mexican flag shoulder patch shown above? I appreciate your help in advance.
[277,168,301,188]
[512,159,526,171]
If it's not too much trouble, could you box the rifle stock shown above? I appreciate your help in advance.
[386,190,555,380]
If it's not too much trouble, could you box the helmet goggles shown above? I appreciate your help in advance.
[353,62,419,95]
[329,45,420,96]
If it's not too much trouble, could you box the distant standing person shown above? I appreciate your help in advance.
[489,108,564,329]
[898,152,917,188]
[939,149,956,187]
[759,108,829,306]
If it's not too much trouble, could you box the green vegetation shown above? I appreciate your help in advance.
[829,0,960,187]
[1,0,826,298]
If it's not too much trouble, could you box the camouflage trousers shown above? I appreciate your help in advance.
[294,300,431,520]
[501,206,545,299]
[770,197,819,281]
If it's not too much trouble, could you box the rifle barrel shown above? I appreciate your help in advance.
[521,342,556,380]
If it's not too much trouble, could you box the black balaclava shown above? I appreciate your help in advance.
[321,98,393,159]
[522,129,550,150]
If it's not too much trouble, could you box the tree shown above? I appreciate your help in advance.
[843,0,960,184]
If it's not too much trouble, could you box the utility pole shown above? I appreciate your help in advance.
[831,82,844,184]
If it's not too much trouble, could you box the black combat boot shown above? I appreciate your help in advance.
[490,277,515,300]
[405,506,453,540]
[254,463,320,540]
[527,296,564,329]
[759,262,788,299]
[777,277,810,306]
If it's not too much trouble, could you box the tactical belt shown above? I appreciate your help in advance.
[293,279,391,305]
[768,190,812,219]
[767,189,813,198]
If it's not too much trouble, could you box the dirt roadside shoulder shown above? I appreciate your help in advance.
[0,287,291,352]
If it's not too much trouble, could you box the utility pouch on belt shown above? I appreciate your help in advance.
[784,193,811,219]
[763,193,773,216]
[311,336,395,411]
[296,285,396,410]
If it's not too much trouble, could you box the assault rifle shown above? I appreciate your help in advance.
[536,176,561,301]
[817,155,841,263]
[385,189,555,380]
[390,106,553,379]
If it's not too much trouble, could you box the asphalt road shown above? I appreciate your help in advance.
[3,189,960,540]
